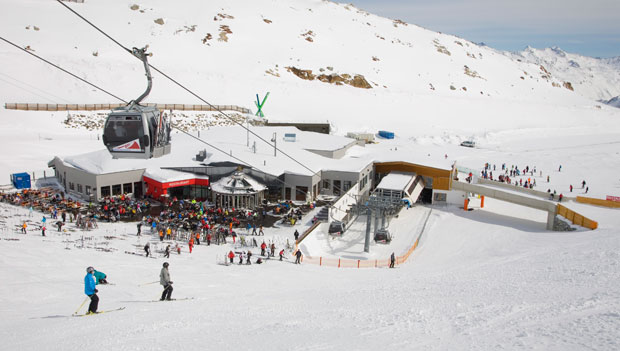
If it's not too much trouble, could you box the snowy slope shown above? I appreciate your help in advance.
[509,46,620,103]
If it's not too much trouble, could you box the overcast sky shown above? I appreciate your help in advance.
[341,0,620,58]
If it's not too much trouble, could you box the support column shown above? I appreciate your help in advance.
[546,210,556,231]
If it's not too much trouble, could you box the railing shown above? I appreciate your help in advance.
[4,103,251,114]
[576,196,620,208]
[297,208,433,268]
[295,220,321,245]
[556,204,598,230]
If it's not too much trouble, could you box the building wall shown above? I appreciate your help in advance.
[283,172,321,202]
[305,140,358,159]
[432,189,466,205]
[49,157,98,201]
[320,162,373,198]
[374,162,453,191]
[97,169,146,200]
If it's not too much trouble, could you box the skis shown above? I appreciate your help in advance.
[72,307,125,317]
[122,297,194,303]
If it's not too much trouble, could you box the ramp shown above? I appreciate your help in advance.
[452,181,558,230]
[452,181,597,230]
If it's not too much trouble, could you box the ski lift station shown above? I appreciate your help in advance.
[46,123,597,231]
[48,125,460,209]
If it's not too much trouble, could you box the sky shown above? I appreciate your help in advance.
[342,0,620,58]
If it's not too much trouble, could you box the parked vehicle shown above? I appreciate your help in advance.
[460,140,475,148]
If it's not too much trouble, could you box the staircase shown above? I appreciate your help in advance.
[315,206,329,222]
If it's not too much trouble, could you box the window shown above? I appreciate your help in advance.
[433,193,447,202]
[101,186,111,197]
[69,182,75,191]
[123,183,133,194]
[85,186,92,195]
[77,184,83,193]
[322,179,330,189]
[343,181,352,192]
[112,184,122,196]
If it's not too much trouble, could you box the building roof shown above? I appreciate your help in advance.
[210,171,267,195]
[54,126,453,179]
[376,172,416,191]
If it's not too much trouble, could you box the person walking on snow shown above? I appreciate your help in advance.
[270,243,276,258]
[41,225,46,236]
[160,262,173,301]
[21,221,27,234]
[188,237,194,254]
[137,222,142,236]
[228,250,235,264]
[84,266,99,314]
[144,242,151,257]
[279,249,285,261]
[295,249,302,264]
[195,232,200,245]
[164,245,170,259]
[389,252,395,268]
[261,242,267,256]
[246,250,252,265]
[294,229,299,242]
[570,185,573,192]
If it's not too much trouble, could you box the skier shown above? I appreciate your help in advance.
[559,193,563,202]
[137,222,142,236]
[21,221,27,234]
[144,242,151,257]
[279,249,285,261]
[558,165,562,172]
[258,225,265,236]
[389,252,395,268]
[295,249,302,264]
[175,243,181,255]
[164,244,170,259]
[195,232,200,245]
[206,233,211,246]
[246,250,252,265]
[270,243,276,257]
[582,180,586,188]
[260,242,267,256]
[84,266,99,314]
[56,221,63,232]
[41,225,46,237]
[570,185,573,192]
[228,250,235,264]
[238,252,243,265]
[93,269,108,284]
[188,237,194,254]
[159,262,173,301]
[294,229,299,242]
[586,186,589,193]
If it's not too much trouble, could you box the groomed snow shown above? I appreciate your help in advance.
[0,0,619,349]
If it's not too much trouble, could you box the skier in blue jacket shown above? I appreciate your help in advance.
[84,266,99,314]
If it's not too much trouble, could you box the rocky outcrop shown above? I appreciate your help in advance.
[286,67,372,89]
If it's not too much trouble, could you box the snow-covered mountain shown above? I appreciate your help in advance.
[508,46,620,106]
[2,0,617,131]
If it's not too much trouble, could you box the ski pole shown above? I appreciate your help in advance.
[138,281,159,287]
[74,296,89,315]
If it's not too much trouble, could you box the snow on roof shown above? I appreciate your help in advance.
[376,172,416,191]
[143,168,209,183]
[58,126,453,179]
[210,171,267,194]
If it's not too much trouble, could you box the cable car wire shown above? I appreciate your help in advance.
[0,35,317,201]
[55,0,319,178]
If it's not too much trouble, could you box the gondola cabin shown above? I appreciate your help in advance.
[102,105,171,159]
